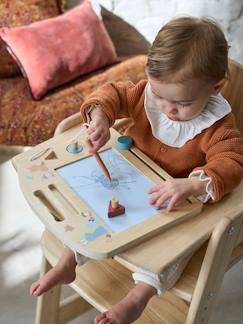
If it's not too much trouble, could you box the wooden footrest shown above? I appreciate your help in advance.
[41,231,188,323]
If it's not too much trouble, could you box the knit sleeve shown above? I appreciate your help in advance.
[80,80,147,126]
[193,114,243,202]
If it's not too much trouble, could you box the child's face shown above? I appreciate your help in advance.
[148,76,218,121]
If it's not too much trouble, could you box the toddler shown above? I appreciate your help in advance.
[31,16,243,324]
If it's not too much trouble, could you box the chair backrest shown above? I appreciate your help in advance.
[221,59,243,135]
[186,208,243,324]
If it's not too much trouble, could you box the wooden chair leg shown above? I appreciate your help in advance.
[35,254,61,324]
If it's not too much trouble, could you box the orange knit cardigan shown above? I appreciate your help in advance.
[80,80,243,202]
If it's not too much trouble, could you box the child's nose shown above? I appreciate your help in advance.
[164,100,177,114]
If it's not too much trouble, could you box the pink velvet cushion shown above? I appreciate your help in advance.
[0,1,118,99]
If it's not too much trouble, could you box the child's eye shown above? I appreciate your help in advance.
[151,91,163,99]
[177,102,192,108]
[154,93,163,99]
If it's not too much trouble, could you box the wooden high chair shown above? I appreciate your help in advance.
[34,59,243,324]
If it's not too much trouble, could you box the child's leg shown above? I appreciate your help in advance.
[94,282,156,324]
[94,255,193,324]
[30,247,77,296]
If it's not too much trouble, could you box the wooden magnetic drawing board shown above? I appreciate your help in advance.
[12,125,202,259]
[56,148,164,234]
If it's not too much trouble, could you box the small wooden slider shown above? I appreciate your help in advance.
[71,141,78,150]
[108,197,125,218]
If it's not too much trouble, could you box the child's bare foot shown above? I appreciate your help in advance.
[30,247,77,296]
[94,283,156,324]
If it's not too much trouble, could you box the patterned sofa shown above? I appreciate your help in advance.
[0,0,148,146]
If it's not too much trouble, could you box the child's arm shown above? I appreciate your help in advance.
[148,177,207,211]
[149,114,243,211]
[193,114,243,202]
[80,80,147,128]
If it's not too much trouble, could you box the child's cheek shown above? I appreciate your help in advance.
[155,98,164,111]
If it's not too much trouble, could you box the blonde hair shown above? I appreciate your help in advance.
[147,16,229,83]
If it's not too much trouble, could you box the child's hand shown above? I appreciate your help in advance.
[148,178,207,211]
[86,107,110,153]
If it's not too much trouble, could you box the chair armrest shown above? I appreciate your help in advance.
[54,112,82,136]
[113,118,134,134]
[55,113,134,138]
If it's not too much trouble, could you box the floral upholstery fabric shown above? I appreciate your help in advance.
[0,0,61,78]
[0,55,147,146]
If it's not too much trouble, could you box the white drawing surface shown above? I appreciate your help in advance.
[56,148,163,233]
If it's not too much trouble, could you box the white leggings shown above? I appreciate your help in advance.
[74,251,192,295]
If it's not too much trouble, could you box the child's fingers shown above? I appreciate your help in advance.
[149,187,167,203]
[95,135,108,148]
[88,142,101,154]
[86,124,96,135]
[87,128,102,141]
[166,195,179,212]
[89,133,100,142]
[90,136,109,153]
[149,193,161,205]
[155,192,171,209]
[149,191,169,207]
[87,134,106,152]
[89,127,110,143]
[148,184,164,194]
[87,123,104,138]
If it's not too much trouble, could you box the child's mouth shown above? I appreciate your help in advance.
[168,115,179,121]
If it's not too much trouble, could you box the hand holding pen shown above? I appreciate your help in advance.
[84,108,111,180]
[85,106,110,154]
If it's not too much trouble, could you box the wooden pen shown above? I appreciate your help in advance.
[93,149,112,181]
[84,123,111,181]
[86,137,111,181]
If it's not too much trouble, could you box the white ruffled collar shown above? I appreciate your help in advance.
[144,83,231,148]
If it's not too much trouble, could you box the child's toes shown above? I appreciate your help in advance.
[30,282,40,295]
[33,285,45,296]
[98,319,111,324]
[94,313,106,323]
[94,313,110,324]
[30,281,47,296]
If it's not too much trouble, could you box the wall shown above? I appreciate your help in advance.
[98,0,243,64]
[66,0,243,64]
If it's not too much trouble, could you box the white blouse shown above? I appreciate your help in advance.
[144,83,232,202]
[144,83,231,148]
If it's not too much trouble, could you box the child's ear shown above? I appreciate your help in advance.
[213,79,226,94]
